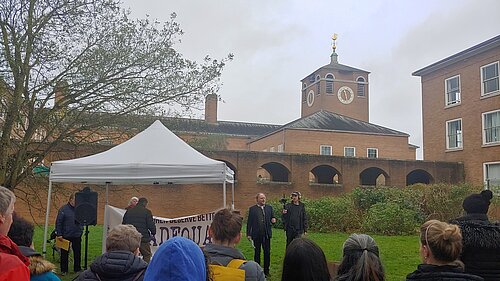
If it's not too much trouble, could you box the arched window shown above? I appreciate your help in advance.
[325,74,334,94]
[357,77,366,97]
[316,75,321,94]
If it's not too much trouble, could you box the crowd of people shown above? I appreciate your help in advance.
[0,186,499,281]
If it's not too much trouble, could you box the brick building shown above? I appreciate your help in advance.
[413,34,500,190]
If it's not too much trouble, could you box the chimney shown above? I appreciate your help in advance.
[205,94,218,124]
[54,81,68,106]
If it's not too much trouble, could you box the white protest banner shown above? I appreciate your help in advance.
[102,205,214,254]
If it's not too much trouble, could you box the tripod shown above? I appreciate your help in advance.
[83,222,90,269]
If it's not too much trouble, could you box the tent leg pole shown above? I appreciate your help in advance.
[231,182,235,210]
[223,181,227,208]
[105,183,109,205]
[42,181,53,258]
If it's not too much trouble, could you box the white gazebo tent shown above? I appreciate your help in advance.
[42,120,234,255]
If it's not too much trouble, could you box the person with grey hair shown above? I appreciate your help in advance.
[126,197,139,210]
[0,185,30,265]
[0,185,30,280]
[335,233,385,281]
[247,192,276,276]
[77,224,148,281]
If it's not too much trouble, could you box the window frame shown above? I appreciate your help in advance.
[344,147,355,157]
[367,148,378,158]
[482,109,500,145]
[444,75,461,106]
[480,61,499,96]
[356,76,366,97]
[277,144,284,152]
[320,145,332,156]
[483,161,500,193]
[325,73,334,94]
[446,118,463,150]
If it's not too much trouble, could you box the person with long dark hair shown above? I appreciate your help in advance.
[335,233,384,281]
[281,238,330,281]
[406,219,483,281]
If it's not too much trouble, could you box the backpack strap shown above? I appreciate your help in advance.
[131,269,146,281]
[226,259,246,269]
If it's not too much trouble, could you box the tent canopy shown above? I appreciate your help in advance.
[49,120,234,184]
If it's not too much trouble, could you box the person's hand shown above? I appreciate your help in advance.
[56,236,63,240]
[271,218,277,223]
[247,236,252,240]
[282,209,287,214]
[303,232,307,237]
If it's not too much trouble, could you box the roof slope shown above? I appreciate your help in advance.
[252,110,408,141]
[162,118,281,137]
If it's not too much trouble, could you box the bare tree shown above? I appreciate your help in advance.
[0,0,232,189]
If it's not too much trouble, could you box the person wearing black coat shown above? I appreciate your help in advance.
[55,193,83,274]
[246,192,276,276]
[77,225,148,281]
[406,220,483,281]
[450,190,500,281]
[282,191,308,247]
[122,197,156,262]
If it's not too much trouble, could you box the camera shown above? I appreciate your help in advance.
[279,197,288,205]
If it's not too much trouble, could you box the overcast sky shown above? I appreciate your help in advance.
[121,0,500,159]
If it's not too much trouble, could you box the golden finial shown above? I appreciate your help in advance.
[332,33,338,51]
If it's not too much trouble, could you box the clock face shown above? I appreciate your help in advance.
[307,90,315,107]
[337,86,354,104]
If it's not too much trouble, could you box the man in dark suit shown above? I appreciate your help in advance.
[246,193,276,277]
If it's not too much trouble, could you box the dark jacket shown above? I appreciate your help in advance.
[247,204,275,239]
[282,202,308,233]
[55,203,83,238]
[122,204,156,243]
[204,243,266,281]
[450,214,500,281]
[77,251,147,281]
[406,264,484,281]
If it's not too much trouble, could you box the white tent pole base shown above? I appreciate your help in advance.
[42,181,53,257]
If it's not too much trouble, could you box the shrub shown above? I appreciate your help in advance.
[352,187,387,211]
[305,195,362,232]
[362,202,420,235]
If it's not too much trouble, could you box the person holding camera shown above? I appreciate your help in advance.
[282,191,308,247]
[246,193,276,277]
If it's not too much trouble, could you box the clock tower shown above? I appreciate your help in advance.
[300,35,370,122]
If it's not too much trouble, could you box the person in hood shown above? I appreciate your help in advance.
[77,224,147,281]
[8,213,60,281]
[144,236,206,281]
[406,219,483,281]
[204,208,266,281]
[450,190,500,281]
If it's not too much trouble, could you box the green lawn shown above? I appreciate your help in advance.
[34,225,420,281]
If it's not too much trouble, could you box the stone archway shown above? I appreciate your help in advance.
[406,169,434,185]
[360,167,390,186]
[310,164,342,184]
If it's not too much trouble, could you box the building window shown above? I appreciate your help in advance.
[344,147,355,157]
[270,146,275,152]
[367,148,378,158]
[481,62,499,95]
[277,144,284,152]
[483,110,500,145]
[446,119,462,149]
[484,162,500,191]
[445,75,461,106]
[320,145,332,156]
[357,77,365,97]
[326,74,334,94]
